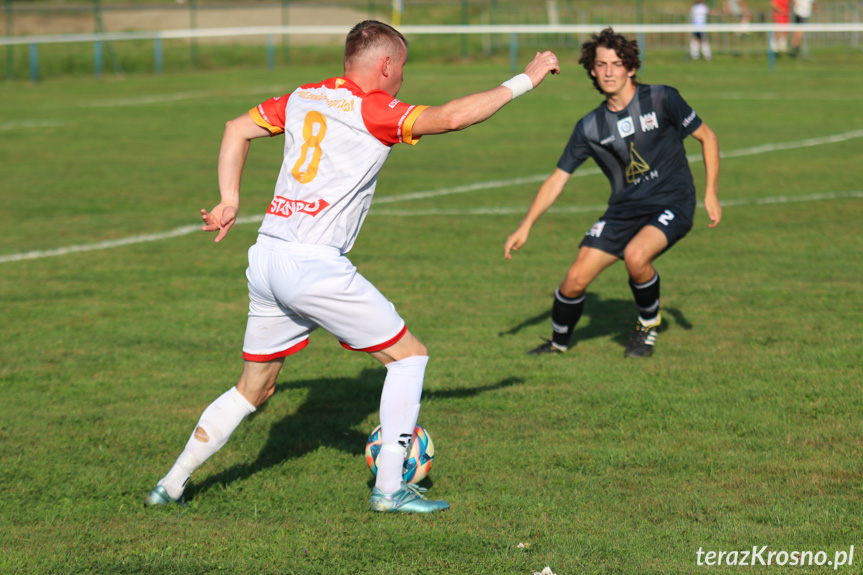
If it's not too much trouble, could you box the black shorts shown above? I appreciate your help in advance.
[579,206,694,259]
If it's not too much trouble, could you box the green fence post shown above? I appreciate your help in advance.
[94,39,103,78]
[461,0,470,57]
[768,32,776,71]
[509,32,517,73]
[5,0,12,80]
[490,0,498,54]
[93,0,121,75]
[267,34,275,71]
[636,0,646,69]
[29,42,37,82]
[190,0,198,70]
[281,0,289,62]
[154,37,163,75]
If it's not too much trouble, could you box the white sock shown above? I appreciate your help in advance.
[375,355,427,494]
[158,386,256,499]
[690,38,700,59]
[703,41,712,60]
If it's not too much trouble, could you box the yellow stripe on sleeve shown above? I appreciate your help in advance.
[249,106,283,136]
[401,105,428,145]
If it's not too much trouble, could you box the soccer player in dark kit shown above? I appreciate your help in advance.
[504,28,721,358]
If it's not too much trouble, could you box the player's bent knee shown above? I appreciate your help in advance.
[399,336,428,359]
[560,275,589,298]
[623,248,651,271]
[370,330,428,364]
[559,283,587,299]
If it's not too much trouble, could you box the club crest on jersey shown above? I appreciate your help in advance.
[617,116,635,138]
[587,220,607,238]
[639,112,658,132]
[266,197,330,218]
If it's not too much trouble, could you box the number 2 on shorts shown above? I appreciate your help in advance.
[291,111,328,184]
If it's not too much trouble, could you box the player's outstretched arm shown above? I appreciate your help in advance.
[412,51,560,137]
[691,122,721,228]
[504,168,571,259]
[202,113,271,242]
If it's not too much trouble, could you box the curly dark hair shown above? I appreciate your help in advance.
[578,28,641,94]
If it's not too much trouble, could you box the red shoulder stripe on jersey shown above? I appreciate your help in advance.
[250,106,283,135]
[339,325,408,353]
[243,338,309,362]
[249,95,289,135]
[361,91,426,147]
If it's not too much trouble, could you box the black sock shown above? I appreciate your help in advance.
[551,288,585,348]
[629,272,660,322]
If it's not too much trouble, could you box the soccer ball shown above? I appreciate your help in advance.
[365,424,434,484]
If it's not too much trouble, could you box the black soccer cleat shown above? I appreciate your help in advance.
[624,317,661,358]
[527,339,567,355]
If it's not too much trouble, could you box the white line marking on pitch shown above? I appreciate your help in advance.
[373,191,863,217]
[0,119,63,131]
[81,86,288,108]
[3,191,859,264]
[0,225,202,264]
[2,130,862,264]
[380,128,863,206]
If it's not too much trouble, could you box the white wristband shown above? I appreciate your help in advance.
[501,73,533,100]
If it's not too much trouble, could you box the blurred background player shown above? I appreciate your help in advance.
[145,20,560,514]
[690,0,713,61]
[772,0,792,52]
[504,28,720,358]
[791,0,817,56]
[724,0,751,35]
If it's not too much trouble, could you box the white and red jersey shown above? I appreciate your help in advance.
[249,77,427,254]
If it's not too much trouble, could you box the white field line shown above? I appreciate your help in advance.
[385,128,863,205]
[80,86,287,108]
[2,130,862,264]
[0,225,202,264]
[374,190,863,216]
[0,119,64,131]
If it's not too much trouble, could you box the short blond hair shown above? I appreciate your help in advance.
[344,20,407,68]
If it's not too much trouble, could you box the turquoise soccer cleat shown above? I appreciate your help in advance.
[370,482,449,514]
[144,484,188,507]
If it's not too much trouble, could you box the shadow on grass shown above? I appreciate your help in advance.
[187,372,522,500]
[500,293,692,349]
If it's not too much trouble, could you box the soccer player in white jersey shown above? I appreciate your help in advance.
[504,28,720,359]
[689,0,713,61]
[145,20,560,513]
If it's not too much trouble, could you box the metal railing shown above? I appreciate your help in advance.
[2,1,862,81]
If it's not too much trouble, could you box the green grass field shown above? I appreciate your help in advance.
[1,44,862,574]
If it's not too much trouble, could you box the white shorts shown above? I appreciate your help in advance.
[242,235,406,361]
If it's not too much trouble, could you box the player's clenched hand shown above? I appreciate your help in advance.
[201,202,238,243]
[504,228,530,260]
[704,193,721,228]
[524,51,561,88]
